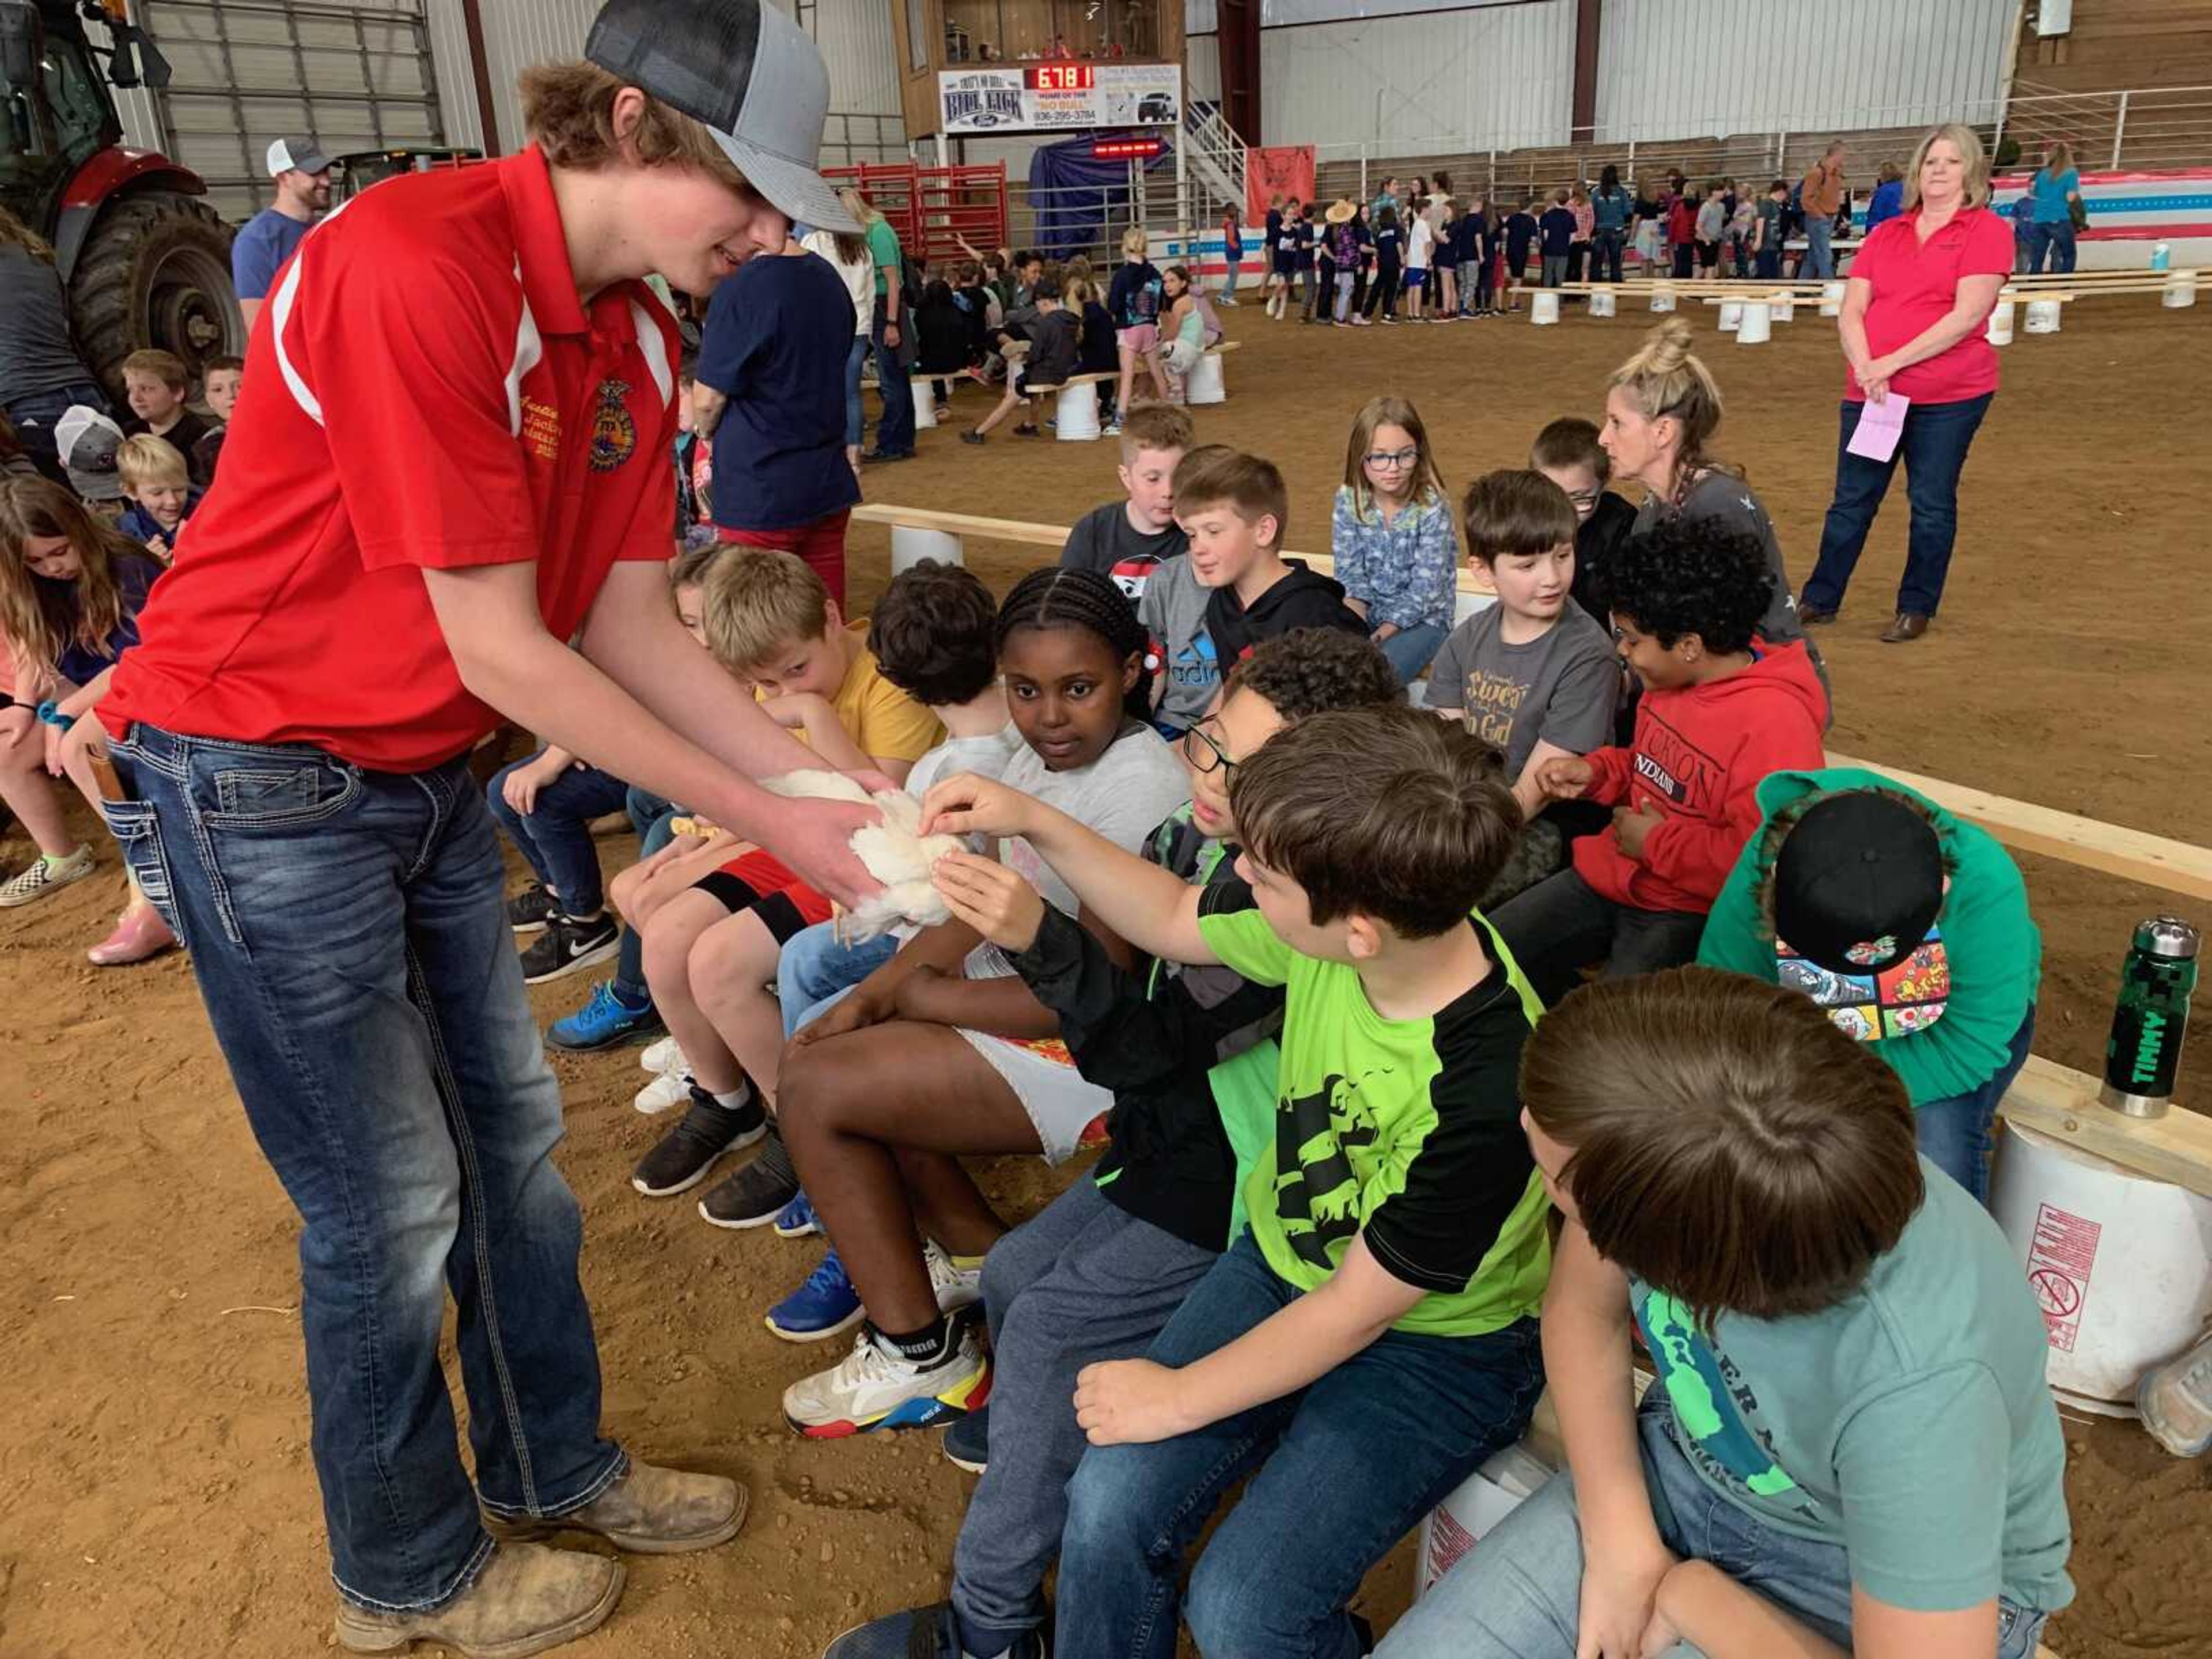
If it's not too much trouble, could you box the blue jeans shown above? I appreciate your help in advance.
[1056,1232,1544,1659]
[842,331,870,449]
[1374,619,1449,684]
[610,785,678,1003]
[1592,227,1625,283]
[1802,392,1994,619]
[871,297,915,456]
[1918,1005,2035,1206]
[1378,1397,2051,1659]
[1756,246,1783,280]
[98,723,622,1610]
[1802,217,1835,279]
[484,753,630,915]
[2027,219,2077,275]
[775,918,897,1039]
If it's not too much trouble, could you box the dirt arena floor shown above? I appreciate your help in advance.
[5,292,2210,1658]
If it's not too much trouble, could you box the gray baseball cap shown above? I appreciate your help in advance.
[585,0,861,234]
[54,405,126,502]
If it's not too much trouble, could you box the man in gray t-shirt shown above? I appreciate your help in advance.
[1423,602,1619,779]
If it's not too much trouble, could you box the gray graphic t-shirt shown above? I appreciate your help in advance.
[1422,604,1619,777]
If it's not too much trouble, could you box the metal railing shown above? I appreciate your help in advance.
[2002,82,2212,172]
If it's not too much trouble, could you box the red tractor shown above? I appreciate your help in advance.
[1,0,243,395]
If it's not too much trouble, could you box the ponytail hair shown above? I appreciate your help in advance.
[1608,318,1729,488]
[995,566,1154,723]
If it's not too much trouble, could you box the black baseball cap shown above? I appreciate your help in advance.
[1772,791,1946,975]
[585,0,860,234]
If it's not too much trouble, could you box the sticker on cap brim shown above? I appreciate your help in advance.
[1778,927,1949,1042]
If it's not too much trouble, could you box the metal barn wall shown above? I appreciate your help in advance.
[1593,0,2017,142]
[423,0,905,161]
[1187,28,1221,103]
[1257,0,1574,154]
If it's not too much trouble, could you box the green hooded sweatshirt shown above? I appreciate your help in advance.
[1696,767,2040,1105]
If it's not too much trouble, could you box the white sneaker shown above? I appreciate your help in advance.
[925,1241,983,1313]
[782,1323,990,1439]
[634,1069,693,1115]
[639,1036,685,1075]
[2139,1330,2212,1457]
[0,845,95,908]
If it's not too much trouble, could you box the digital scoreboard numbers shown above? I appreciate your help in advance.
[1029,63,1096,92]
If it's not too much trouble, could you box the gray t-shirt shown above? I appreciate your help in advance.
[1135,555,1219,730]
[1061,501,1189,603]
[967,721,1192,980]
[1423,604,1619,777]
[0,245,97,405]
[906,725,1020,800]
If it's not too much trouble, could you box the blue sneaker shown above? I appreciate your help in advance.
[767,1245,864,1342]
[773,1191,824,1238]
[942,1401,988,1474]
[547,979,662,1051]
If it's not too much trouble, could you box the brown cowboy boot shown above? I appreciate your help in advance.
[486,1460,747,1554]
[334,1541,623,1658]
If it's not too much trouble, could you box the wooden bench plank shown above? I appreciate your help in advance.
[2000,1055,2212,1199]
[1823,749,2212,902]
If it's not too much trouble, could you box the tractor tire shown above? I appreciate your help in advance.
[69,191,244,400]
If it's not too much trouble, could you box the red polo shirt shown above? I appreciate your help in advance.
[102,146,681,771]
[1845,206,2013,406]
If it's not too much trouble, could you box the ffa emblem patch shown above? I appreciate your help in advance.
[589,379,637,471]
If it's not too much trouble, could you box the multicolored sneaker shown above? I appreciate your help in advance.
[925,1241,983,1313]
[548,979,662,1051]
[766,1244,864,1342]
[782,1324,990,1440]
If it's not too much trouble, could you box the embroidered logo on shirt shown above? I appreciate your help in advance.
[521,396,560,461]
[588,378,637,472]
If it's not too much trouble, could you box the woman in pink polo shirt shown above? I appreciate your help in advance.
[1798,122,2012,644]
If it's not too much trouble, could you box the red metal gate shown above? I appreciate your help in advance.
[825,161,1009,266]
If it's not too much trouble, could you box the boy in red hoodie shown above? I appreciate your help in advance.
[1494,516,1827,1005]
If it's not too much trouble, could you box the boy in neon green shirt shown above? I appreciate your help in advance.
[922,701,1548,1657]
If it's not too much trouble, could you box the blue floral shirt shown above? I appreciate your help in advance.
[1330,484,1457,632]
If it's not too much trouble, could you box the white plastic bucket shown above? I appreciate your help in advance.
[1185,353,1228,404]
[1990,1120,2212,1413]
[1053,381,1102,441]
[1589,289,1617,317]
[910,378,939,430]
[1734,301,1772,344]
[890,524,963,574]
[1986,298,2016,345]
[2162,272,2199,310]
[1766,290,1794,323]
[1649,288,1676,313]
[1414,1441,1558,1600]
[1717,301,1743,332]
[2025,298,2063,334]
[1530,290,1562,325]
[1820,280,1847,316]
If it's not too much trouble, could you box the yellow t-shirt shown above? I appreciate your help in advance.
[804,619,944,764]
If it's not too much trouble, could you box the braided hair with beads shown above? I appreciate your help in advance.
[995,565,1156,724]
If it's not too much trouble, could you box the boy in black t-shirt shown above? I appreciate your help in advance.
[1058,403,1194,603]
[820,630,1403,1659]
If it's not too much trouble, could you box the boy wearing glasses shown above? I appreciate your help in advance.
[1138,447,1364,733]
[820,630,1402,1659]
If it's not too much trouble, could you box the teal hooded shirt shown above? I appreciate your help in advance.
[1696,767,2040,1104]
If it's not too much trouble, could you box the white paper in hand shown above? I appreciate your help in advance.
[761,771,966,939]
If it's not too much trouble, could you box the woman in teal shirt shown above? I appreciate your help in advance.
[1697,767,2039,1203]
[2027,141,2082,274]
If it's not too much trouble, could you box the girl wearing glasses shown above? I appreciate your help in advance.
[1328,395,1457,684]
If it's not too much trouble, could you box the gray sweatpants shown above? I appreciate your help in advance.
[951,1176,1217,1653]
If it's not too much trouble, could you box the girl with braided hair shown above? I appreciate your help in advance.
[771,566,1191,1436]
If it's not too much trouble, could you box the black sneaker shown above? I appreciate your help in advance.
[518,914,620,984]
[631,1086,766,1197]
[942,1401,988,1473]
[698,1145,802,1230]
[506,882,559,934]
[823,1603,1043,1659]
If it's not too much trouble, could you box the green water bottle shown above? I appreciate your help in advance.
[2100,916,2200,1119]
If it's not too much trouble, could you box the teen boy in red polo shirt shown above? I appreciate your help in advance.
[61,2,876,1652]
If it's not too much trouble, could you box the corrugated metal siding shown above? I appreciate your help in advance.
[1594,0,2016,142]
[1262,0,1574,154]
